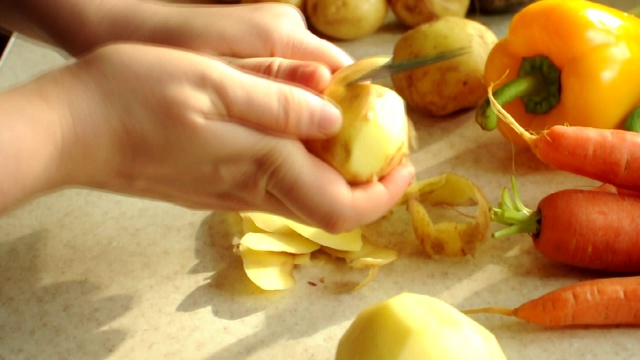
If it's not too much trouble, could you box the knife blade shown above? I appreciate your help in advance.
[347,47,469,85]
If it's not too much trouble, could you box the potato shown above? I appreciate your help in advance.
[306,0,388,40]
[391,16,498,117]
[241,0,305,11]
[471,0,533,13]
[305,57,410,184]
[389,0,471,28]
[336,292,507,360]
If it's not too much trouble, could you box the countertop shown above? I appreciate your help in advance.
[1,2,639,359]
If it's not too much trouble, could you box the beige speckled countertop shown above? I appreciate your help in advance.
[1,2,639,359]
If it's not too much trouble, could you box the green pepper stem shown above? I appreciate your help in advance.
[491,177,541,238]
[476,75,541,130]
[622,105,640,132]
[477,55,561,131]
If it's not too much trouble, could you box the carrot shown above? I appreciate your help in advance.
[488,85,640,192]
[463,276,640,327]
[493,177,640,272]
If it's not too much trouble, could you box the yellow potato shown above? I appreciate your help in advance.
[336,292,507,360]
[241,0,305,11]
[389,0,471,28]
[391,16,498,116]
[306,0,388,40]
[305,56,411,184]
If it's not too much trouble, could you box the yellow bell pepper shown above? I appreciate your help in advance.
[476,0,640,144]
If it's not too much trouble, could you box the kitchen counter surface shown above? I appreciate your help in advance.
[1,2,638,359]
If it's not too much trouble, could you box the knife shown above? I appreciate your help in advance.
[347,47,469,85]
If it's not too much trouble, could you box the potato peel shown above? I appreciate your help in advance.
[235,212,394,291]
[405,173,490,257]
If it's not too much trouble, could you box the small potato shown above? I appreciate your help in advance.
[241,0,305,11]
[389,0,471,28]
[391,16,498,117]
[306,0,388,40]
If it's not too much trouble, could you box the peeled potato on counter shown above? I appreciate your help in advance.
[336,292,507,360]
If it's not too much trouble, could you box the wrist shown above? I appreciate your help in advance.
[0,74,74,211]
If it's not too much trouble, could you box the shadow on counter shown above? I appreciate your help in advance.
[0,230,133,359]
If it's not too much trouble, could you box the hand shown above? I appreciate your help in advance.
[135,2,353,70]
[47,43,413,232]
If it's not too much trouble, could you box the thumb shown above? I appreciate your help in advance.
[215,60,343,139]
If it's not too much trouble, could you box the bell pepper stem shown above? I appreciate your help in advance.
[477,55,561,131]
[622,105,640,132]
[490,177,541,238]
[476,75,542,131]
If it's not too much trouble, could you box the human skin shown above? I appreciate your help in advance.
[0,1,415,232]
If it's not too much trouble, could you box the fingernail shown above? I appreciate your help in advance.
[317,102,342,136]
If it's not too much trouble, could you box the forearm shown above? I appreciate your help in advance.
[0,77,72,213]
[0,0,154,55]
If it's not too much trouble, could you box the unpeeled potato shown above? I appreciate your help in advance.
[306,0,388,40]
[241,0,305,11]
[389,0,471,28]
[391,16,498,117]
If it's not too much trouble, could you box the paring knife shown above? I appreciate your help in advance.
[348,47,469,85]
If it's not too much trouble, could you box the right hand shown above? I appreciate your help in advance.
[42,43,414,232]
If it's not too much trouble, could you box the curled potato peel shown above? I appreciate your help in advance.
[402,173,490,257]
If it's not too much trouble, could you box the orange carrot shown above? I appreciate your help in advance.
[488,88,640,192]
[493,178,640,272]
[463,276,640,327]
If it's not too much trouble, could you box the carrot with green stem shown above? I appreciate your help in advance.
[463,275,640,327]
[488,85,640,192]
[492,177,640,273]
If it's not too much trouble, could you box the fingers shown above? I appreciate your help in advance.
[282,35,354,72]
[211,61,343,139]
[227,57,333,93]
[266,150,416,233]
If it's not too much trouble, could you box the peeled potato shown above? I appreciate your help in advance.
[389,0,471,28]
[305,57,410,184]
[391,17,498,116]
[306,0,388,40]
[336,292,507,360]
